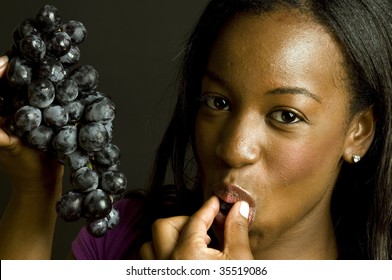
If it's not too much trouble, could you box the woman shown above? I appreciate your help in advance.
[0,0,391,260]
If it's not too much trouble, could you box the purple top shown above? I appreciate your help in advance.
[72,195,147,259]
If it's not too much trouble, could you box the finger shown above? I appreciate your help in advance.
[0,55,9,77]
[140,242,158,260]
[223,201,253,259]
[151,216,189,260]
[176,196,219,248]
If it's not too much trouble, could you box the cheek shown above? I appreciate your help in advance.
[266,132,344,196]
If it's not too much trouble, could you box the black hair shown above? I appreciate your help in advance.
[146,0,392,259]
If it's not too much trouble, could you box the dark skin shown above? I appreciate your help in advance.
[0,9,375,260]
[141,10,375,260]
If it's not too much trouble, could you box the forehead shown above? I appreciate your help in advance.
[206,10,349,102]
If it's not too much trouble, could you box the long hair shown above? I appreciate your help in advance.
[146,0,392,259]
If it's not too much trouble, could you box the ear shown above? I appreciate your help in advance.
[342,107,376,163]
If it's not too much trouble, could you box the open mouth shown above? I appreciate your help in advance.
[219,198,234,216]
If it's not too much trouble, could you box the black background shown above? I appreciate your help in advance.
[0,0,209,259]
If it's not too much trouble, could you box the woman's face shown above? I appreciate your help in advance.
[195,10,352,258]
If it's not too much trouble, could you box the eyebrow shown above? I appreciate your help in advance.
[266,87,322,103]
[204,70,322,104]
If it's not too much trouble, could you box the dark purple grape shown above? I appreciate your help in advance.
[43,105,69,127]
[83,189,112,219]
[14,105,42,131]
[86,217,108,237]
[12,19,40,47]
[64,101,84,123]
[6,56,32,88]
[78,122,109,152]
[85,97,115,124]
[71,166,99,192]
[61,20,87,44]
[68,65,99,92]
[56,191,85,222]
[56,79,78,105]
[64,149,90,171]
[101,170,127,195]
[46,31,72,57]
[19,34,46,63]
[28,79,55,108]
[27,125,54,151]
[59,45,81,66]
[95,143,120,166]
[52,125,77,155]
[39,57,66,83]
[35,5,62,34]
[106,207,120,229]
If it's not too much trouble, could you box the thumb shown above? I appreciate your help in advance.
[0,55,9,77]
[223,201,253,259]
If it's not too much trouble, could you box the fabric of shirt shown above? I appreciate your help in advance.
[72,195,147,260]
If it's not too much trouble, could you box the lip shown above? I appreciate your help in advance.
[212,184,256,230]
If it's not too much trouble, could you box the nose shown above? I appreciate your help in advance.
[215,113,262,168]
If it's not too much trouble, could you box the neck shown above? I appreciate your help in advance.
[251,202,338,260]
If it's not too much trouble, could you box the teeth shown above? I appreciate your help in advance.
[220,199,234,215]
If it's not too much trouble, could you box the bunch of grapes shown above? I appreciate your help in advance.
[0,5,127,237]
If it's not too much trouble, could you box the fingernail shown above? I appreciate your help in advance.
[0,56,9,69]
[239,201,250,219]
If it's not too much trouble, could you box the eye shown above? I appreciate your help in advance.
[269,110,304,124]
[200,94,230,111]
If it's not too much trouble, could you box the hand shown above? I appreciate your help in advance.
[140,196,254,260]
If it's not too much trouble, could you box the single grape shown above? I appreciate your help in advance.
[83,189,112,219]
[71,166,99,192]
[52,125,78,155]
[78,122,109,152]
[43,105,69,127]
[27,125,54,151]
[85,97,115,124]
[56,78,78,105]
[46,31,72,57]
[60,20,87,44]
[59,45,81,66]
[68,65,99,93]
[64,149,90,171]
[6,56,32,88]
[19,34,46,63]
[94,143,121,166]
[86,217,108,237]
[35,5,62,34]
[39,57,66,83]
[28,78,55,108]
[101,170,127,195]
[64,101,84,123]
[14,105,42,131]
[56,191,85,222]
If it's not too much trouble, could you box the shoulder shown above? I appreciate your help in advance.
[72,190,149,260]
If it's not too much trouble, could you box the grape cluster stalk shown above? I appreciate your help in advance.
[0,5,128,237]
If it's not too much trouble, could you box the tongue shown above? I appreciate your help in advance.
[220,199,234,216]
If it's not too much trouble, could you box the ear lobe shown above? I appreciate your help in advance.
[343,107,376,163]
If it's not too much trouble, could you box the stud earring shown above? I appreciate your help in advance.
[352,154,361,163]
